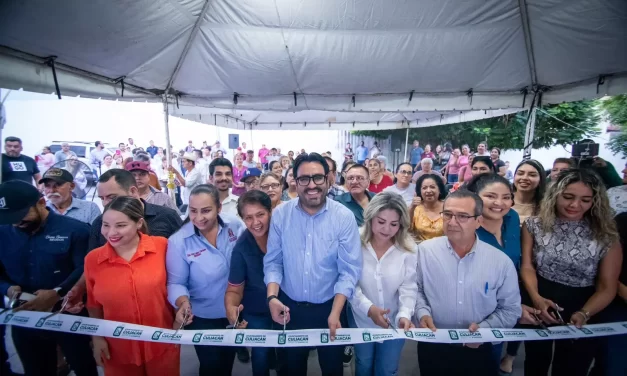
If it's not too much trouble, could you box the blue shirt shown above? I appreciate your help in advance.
[146,146,158,158]
[0,211,90,296]
[47,198,101,225]
[166,216,245,319]
[410,147,424,164]
[356,146,369,161]
[476,210,521,269]
[334,191,375,226]
[264,198,362,303]
[228,230,269,316]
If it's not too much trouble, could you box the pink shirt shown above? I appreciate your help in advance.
[447,155,460,175]
[258,148,269,164]
[458,155,470,169]
[232,165,248,196]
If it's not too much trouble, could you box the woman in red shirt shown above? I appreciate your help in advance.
[85,197,179,376]
[367,158,393,193]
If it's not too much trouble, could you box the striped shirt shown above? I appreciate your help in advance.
[415,236,521,329]
[264,198,362,303]
[47,198,101,225]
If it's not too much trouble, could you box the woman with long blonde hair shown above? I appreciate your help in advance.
[521,168,621,376]
[349,191,417,376]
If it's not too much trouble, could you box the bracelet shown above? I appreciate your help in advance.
[574,310,590,322]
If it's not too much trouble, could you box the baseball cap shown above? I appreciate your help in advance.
[38,168,73,185]
[125,160,151,172]
[0,181,42,225]
[241,168,262,182]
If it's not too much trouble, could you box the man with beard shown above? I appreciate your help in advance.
[209,158,239,216]
[2,136,41,184]
[41,168,100,224]
[0,181,98,376]
[334,164,374,226]
[264,153,362,376]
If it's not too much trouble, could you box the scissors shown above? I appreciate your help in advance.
[384,315,398,334]
[41,298,70,320]
[553,304,577,333]
[175,307,191,335]
[226,306,241,330]
[532,312,553,333]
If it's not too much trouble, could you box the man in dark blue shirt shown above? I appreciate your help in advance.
[0,181,97,376]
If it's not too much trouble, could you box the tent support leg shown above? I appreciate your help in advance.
[522,101,537,160]
[403,127,409,162]
[162,95,176,204]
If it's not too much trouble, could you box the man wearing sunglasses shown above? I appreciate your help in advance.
[264,152,362,376]
[414,189,521,376]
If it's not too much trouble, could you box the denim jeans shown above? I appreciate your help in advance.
[447,174,459,184]
[243,313,276,376]
[348,305,406,376]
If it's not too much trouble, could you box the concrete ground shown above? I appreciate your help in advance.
[6,326,525,375]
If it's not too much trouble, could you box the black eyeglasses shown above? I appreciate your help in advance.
[296,174,327,186]
[440,211,478,223]
[398,170,413,175]
[260,183,281,191]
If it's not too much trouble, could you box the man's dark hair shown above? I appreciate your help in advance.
[209,157,233,176]
[415,173,447,201]
[119,142,125,148]
[193,149,203,159]
[271,148,277,152]
[247,150,254,154]
[445,189,483,217]
[292,153,329,178]
[237,190,272,217]
[324,157,337,173]
[95,141,102,147]
[553,157,575,167]
[4,136,22,144]
[347,164,369,177]
[98,169,137,190]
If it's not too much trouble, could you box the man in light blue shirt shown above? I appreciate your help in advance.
[41,168,100,224]
[264,152,362,376]
[410,140,424,171]
[355,141,369,165]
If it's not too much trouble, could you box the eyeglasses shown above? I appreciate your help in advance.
[398,170,413,175]
[440,211,478,223]
[244,178,260,187]
[296,174,327,186]
[260,183,281,191]
[346,176,367,182]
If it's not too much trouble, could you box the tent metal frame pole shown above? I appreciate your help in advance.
[403,126,409,162]
[164,0,213,94]
[162,95,176,203]
[517,0,538,87]
[522,97,538,160]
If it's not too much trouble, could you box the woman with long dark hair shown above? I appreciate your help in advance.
[513,159,546,224]
[521,169,621,376]
[86,197,179,376]
[166,185,245,376]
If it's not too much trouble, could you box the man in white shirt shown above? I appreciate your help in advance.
[89,141,109,175]
[243,150,258,169]
[266,148,281,164]
[415,189,521,376]
[169,152,204,205]
[208,157,239,216]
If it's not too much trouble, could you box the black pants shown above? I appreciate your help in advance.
[523,275,597,376]
[11,324,97,376]
[277,292,344,376]
[0,324,13,375]
[417,342,497,376]
[186,317,235,376]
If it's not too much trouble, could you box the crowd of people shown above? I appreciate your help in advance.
[0,134,626,376]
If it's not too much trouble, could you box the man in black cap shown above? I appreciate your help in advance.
[0,180,97,376]
[40,167,101,224]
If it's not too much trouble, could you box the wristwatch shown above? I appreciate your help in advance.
[267,295,278,305]
[53,287,65,297]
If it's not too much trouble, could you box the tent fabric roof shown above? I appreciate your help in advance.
[0,0,625,130]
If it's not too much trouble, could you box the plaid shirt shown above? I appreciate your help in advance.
[327,184,347,199]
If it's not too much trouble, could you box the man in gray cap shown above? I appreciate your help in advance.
[0,180,97,376]
[40,167,101,224]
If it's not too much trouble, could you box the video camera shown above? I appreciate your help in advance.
[571,140,599,168]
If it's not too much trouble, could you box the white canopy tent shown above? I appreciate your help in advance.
[0,0,625,138]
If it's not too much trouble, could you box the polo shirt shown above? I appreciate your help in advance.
[47,197,101,224]
[334,191,375,226]
[476,209,521,269]
[0,211,90,296]
[228,230,269,316]
[88,200,182,251]
[1,154,39,184]
[221,191,239,217]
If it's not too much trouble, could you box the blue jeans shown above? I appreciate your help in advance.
[348,305,406,376]
[186,317,235,376]
[243,313,276,376]
[447,174,459,184]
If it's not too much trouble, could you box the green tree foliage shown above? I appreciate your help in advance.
[354,100,601,151]
[600,94,627,155]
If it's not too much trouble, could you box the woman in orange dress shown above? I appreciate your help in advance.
[84,196,179,376]
[410,174,446,242]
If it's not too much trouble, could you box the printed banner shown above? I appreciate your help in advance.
[1,311,626,347]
